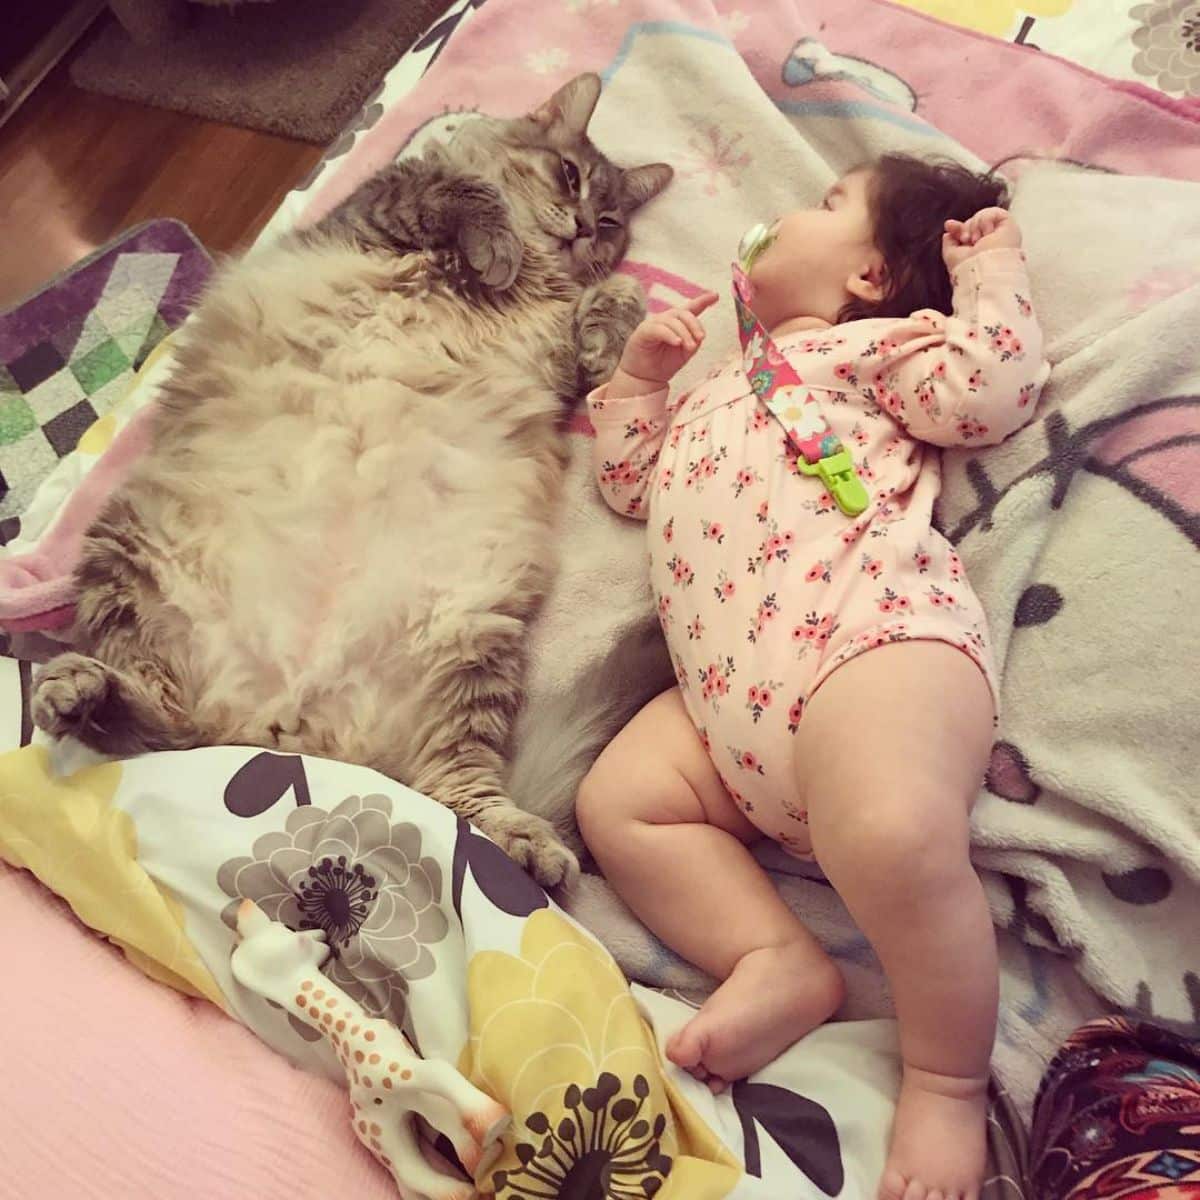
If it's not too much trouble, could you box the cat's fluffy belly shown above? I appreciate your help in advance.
[135,243,567,765]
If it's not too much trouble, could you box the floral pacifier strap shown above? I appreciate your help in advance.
[732,263,868,517]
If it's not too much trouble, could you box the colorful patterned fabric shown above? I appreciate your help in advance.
[0,220,211,523]
[731,263,845,468]
[1030,1016,1200,1200]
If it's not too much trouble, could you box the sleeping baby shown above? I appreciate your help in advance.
[578,153,1049,1200]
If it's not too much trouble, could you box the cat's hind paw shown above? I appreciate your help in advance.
[32,654,111,738]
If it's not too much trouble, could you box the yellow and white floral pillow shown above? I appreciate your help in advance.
[0,739,900,1198]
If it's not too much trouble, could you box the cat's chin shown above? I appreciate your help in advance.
[543,242,591,285]
[564,243,615,286]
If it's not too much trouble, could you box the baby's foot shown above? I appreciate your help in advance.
[879,1067,988,1200]
[665,942,844,1091]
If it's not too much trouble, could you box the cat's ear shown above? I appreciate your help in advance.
[530,73,602,136]
[623,163,674,209]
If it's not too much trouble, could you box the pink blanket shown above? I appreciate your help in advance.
[0,862,401,1199]
[1,0,1198,635]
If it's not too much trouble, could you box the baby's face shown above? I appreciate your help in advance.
[743,169,883,330]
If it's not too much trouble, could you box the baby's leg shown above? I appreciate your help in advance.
[796,641,997,1200]
[577,687,843,1090]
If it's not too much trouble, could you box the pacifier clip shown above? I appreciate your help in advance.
[732,264,868,518]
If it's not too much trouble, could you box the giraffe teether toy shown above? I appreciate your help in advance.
[231,900,509,1200]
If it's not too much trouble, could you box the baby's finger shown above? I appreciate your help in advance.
[649,320,682,347]
[944,219,966,240]
[976,207,1008,236]
[662,316,696,352]
[679,311,707,342]
[684,290,721,316]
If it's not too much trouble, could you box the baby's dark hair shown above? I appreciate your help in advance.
[839,154,1009,323]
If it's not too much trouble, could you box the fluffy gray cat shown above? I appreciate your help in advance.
[31,74,671,888]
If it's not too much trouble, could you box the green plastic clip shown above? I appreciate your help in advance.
[797,449,869,517]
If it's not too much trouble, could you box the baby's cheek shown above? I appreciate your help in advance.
[748,255,779,296]
[749,262,792,312]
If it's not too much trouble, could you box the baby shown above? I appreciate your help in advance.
[578,154,1049,1200]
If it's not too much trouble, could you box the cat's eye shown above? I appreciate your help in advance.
[561,158,581,193]
[597,215,621,230]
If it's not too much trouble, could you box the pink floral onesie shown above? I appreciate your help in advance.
[589,248,1049,855]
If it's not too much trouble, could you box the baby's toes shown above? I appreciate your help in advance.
[666,1024,702,1071]
[878,1171,909,1200]
[902,1179,930,1200]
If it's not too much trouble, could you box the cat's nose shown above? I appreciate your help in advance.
[574,216,594,240]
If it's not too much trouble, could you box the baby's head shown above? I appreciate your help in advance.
[742,154,1009,331]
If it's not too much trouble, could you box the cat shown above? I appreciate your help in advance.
[31,73,671,889]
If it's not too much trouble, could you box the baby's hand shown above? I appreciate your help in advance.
[613,292,720,392]
[942,207,1022,273]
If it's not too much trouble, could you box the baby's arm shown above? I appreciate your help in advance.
[867,209,1049,448]
[589,291,719,520]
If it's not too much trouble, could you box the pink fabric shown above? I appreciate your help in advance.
[303,0,1200,227]
[0,861,400,1200]
[0,405,155,631]
[587,251,1046,854]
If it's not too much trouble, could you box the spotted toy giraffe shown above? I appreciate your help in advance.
[231,899,509,1200]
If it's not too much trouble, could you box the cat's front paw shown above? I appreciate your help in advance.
[575,275,647,387]
[480,807,580,890]
[458,214,523,291]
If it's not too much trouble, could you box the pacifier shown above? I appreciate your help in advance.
[737,220,779,273]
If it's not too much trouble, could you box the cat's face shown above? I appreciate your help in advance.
[466,74,673,284]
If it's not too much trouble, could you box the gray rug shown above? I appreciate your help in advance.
[70,0,455,144]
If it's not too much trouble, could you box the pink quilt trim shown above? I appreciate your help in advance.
[0,404,155,631]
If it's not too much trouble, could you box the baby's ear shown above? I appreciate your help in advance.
[846,258,886,305]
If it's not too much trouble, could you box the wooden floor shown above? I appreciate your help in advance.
[0,53,324,310]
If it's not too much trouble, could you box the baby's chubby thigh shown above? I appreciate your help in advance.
[790,638,994,853]
[696,688,815,858]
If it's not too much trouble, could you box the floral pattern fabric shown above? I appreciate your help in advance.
[1130,0,1200,97]
[590,249,1048,854]
[217,791,449,1038]
[889,0,1200,101]
[462,908,741,1199]
[0,740,908,1199]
